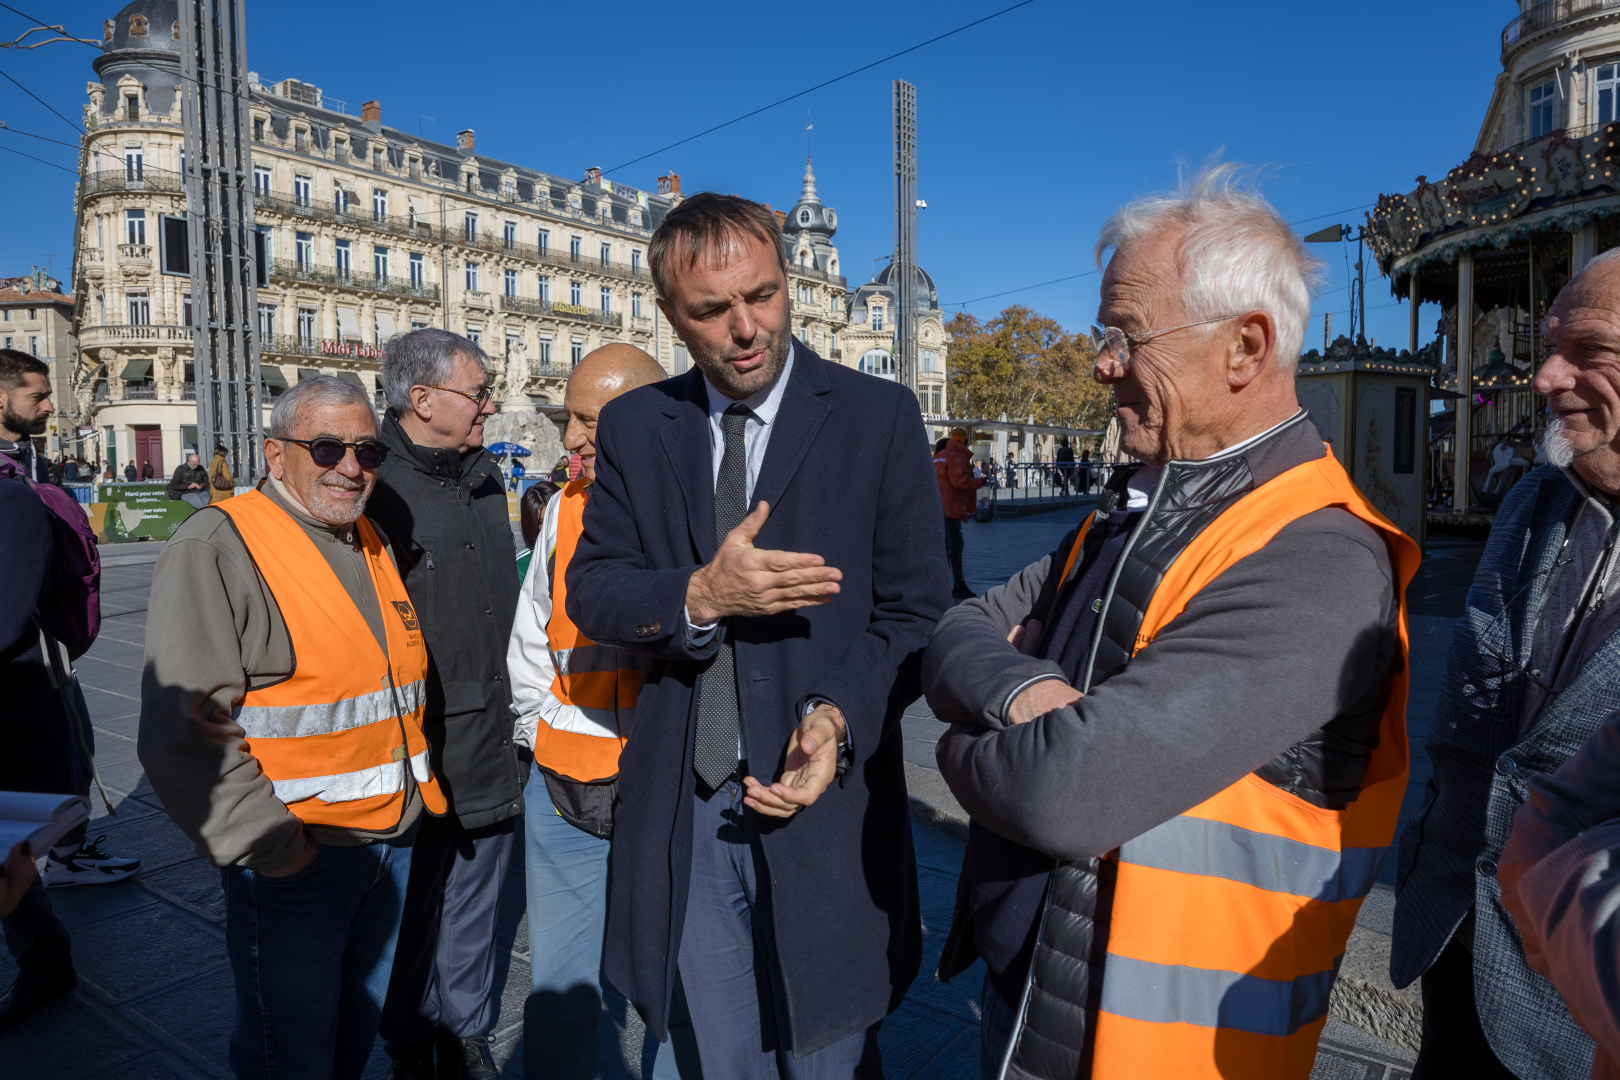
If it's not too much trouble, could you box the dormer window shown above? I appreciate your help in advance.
[125,95,139,121]
[799,209,812,225]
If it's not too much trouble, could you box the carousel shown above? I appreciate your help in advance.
[1363,127,1620,524]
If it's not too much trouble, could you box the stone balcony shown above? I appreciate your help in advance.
[464,290,493,309]
[1503,0,1620,60]
[79,324,193,350]
[118,244,152,276]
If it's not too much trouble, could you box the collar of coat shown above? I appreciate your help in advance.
[381,409,488,481]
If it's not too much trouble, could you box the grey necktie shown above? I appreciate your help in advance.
[693,403,752,790]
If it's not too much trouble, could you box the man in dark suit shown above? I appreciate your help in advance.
[567,193,949,1078]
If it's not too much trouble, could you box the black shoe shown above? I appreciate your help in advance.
[443,1036,498,1080]
[383,1043,435,1080]
[0,973,77,1030]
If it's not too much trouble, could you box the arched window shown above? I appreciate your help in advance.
[858,349,895,380]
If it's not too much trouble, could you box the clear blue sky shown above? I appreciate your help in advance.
[0,0,1500,351]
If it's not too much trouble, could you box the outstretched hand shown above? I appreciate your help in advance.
[743,705,844,819]
[685,501,843,624]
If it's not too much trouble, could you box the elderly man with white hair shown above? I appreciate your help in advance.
[1388,251,1620,1080]
[923,165,1418,1080]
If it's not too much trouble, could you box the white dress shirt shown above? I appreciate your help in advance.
[701,340,796,501]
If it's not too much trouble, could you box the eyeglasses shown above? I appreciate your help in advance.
[280,437,389,470]
[422,383,493,408]
[1089,314,1243,372]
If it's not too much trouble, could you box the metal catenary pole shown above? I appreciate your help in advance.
[893,80,918,394]
[180,0,261,484]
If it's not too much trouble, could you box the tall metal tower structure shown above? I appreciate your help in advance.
[893,80,919,394]
[180,0,261,484]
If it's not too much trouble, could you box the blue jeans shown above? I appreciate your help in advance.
[524,760,697,1080]
[222,826,415,1080]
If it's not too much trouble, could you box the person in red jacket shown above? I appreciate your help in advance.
[934,427,984,600]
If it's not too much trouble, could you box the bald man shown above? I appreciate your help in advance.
[507,345,698,1080]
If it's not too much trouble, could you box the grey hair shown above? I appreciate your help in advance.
[1094,163,1327,368]
[381,327,488,413]
[269,374,375,438]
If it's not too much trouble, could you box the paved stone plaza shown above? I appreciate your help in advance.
[0,506,1480,1079]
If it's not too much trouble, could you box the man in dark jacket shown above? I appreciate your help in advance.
[371,328,522,1080]
[167,453,210,508]
[567,194,949,1077]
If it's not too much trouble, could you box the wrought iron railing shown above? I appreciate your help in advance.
[787,262,848,290]
[1504,0,1620,51]
[80,166,185,199]
[462,231,651,284]
[268,258,440,300]
[254,191,439,241]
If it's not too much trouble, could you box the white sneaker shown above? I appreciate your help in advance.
[40,835,140,887]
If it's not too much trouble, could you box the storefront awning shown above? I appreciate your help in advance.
[261,366,288,388]
[120,358,153,381]
[376,311,396,341]
[336,371,365,389]
[296,368,320,382]
[336,307,363,342]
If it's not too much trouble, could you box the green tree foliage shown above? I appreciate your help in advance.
[945,306,1112,430]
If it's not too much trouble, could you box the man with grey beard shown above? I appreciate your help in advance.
[140,375,435,1080]
[1389,251,1620,1079]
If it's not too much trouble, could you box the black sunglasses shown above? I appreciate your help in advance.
[280,437,389,469]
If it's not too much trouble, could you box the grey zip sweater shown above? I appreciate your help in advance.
[138,478,422,870]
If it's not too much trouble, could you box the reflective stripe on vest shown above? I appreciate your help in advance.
[1089,449,1420,1080]
[219,490,447,829]
[538,478,635,782]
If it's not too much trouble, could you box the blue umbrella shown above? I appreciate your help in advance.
[487,442,531,457]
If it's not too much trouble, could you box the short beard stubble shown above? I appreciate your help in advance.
[688,320,791,399]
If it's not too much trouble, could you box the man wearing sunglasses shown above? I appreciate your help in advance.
[924,166,1416,1080]
[1390,252,1620,1080]
[140,375,439,1080]
[367,328,522,1080]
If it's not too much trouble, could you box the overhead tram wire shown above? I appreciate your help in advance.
[944,206,1383,311]
[0,139,74,172]
[603,0,1038,176]
[0,2,100,43]
[0,66,84,134]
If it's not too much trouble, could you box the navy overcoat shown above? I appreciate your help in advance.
[566,343,950,1053]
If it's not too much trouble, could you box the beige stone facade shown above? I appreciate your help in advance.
[0,273,78,459]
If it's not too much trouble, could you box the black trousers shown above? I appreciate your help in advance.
[381,812,516,1048]
[944,517,967,590]
[1410,936,1517,1080]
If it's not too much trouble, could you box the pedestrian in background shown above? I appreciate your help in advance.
[1389,251,1620,1080]
[371,328,522,1080]
[515,479,558,583]
[167,452,210,509]
[567,193,949,1077]
[122,462,136,482]
[139,376,434,1079]
[208,443,233,503]
[139,460,153,481]
[927,167,1414,1079]
[508,343,701,1080]
[509,455,525,493]
[935,427,983,601]
[1053,435,1074,495]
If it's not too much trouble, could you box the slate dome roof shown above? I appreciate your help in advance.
[102,0,181,57]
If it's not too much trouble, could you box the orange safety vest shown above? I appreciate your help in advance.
[1086,450,1420,1079]
[533,478,637,782]
[219,489,446,829]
